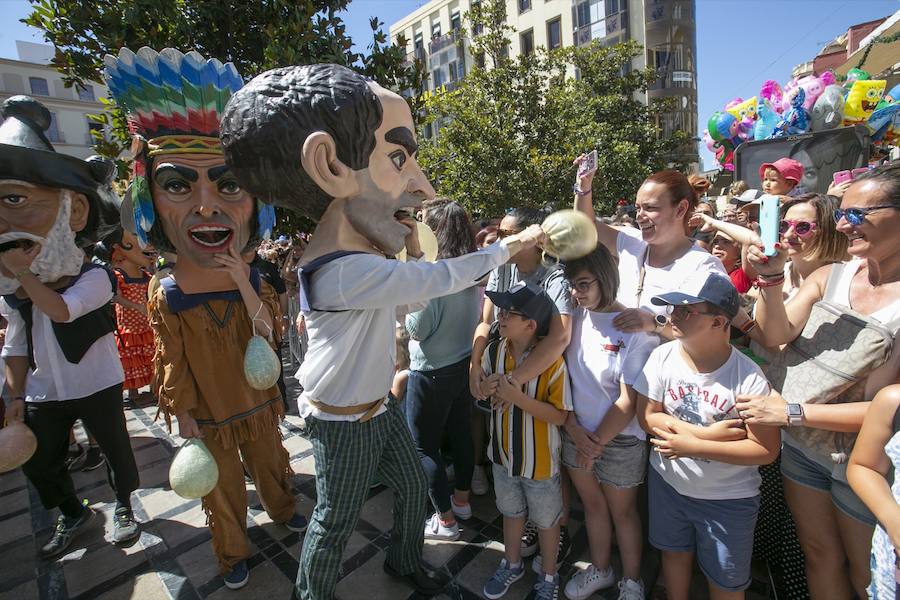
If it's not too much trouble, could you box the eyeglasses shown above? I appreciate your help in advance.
[667,305,719,320]
[568,278,598,292]
[833,204,899,226]
[779,219,817,236]
[498,308,527,319]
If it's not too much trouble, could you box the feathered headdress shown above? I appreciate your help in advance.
[103,47,275,244]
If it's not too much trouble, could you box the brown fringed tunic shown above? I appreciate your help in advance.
[149,273,295,573]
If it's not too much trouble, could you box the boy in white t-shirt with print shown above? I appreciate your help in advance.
[634,273,780,600]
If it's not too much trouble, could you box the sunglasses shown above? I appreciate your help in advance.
[833,204,898,226]
[779,219,817,236]
[498,308,527,319]
[568,278,598,292]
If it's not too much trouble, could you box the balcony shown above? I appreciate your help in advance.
[403,46,426,67]
[429,30,462,54]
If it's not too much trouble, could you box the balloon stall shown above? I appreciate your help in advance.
[705,69,899,170]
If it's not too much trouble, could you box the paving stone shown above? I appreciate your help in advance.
[335,551,413,600]
[358,488,395,532]
[206,561,292,600]
[62,539,148,597]
[93,572,170,600]
[175,538,221,589]
[0,578,37,600]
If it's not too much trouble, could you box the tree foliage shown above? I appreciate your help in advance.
[25,0,426,159]
[417,0,689,218]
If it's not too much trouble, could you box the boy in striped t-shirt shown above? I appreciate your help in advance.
[479,282,573,600]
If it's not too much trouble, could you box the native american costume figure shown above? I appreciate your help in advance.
[220,63,544,599]
[104,47,302,589]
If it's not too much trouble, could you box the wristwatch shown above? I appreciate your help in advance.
[653,314,668,330]
[786,403,804,426]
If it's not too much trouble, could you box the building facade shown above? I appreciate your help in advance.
[0,41,109,160]
[390,0,698,165]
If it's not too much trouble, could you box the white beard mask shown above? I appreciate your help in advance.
[0,191,85,295]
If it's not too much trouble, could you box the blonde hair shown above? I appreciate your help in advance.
[781,194,848,263]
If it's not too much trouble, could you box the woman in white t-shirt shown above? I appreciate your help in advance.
[739,163,900,599]
[573,156,725,338]
[560,245,658,600]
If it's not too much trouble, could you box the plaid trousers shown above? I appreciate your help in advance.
[295,400,428,600]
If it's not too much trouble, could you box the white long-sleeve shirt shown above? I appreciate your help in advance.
[0,267,124,402]
[297,240,512,421]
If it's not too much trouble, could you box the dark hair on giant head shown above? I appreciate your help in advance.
[220,64,383,221]
[642,170,697,227]
[562,244,619,311]
[422,198,476,259]
[93,226,126,264]
[851,160,900,207]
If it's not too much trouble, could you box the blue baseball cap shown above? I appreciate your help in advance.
[651,273,740,320]
[486,281,553,337]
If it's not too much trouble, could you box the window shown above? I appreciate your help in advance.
[518,0,531,14]
[414,32,424,50]
[547,17,562,49]
[520,29,534,57]
[451,10,461,31]
[76,84,95,102]
[47,112,62,143]
[86,118,104,144]
[29,77,49,96]
[431,21,441,39]
[432,68,445,89]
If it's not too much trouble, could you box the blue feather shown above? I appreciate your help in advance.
[257,202,276,240]
[223,62,243,94]
[180,51,204,90]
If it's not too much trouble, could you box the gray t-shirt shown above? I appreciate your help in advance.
[486,262,571,320]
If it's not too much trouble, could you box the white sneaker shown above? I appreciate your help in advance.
[617,578,645,600]
[424,513,460,541]
[564,564,616,600]
[471,465,489,495]
[531,554,559,576]
[450,497,472,520]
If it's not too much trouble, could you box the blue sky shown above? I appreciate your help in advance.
[1,0,897,170]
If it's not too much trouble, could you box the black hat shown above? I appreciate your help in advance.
[486,281,554,337]
[0,95,121,246]
[651,273,740,320]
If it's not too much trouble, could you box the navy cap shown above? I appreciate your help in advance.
[486,281,553,337]
[651,273,740,320]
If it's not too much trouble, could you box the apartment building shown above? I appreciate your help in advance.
[0,41,109,159]
[390,0,698,165]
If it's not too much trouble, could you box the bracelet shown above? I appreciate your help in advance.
[14,268,31,280]
[753,276,785,289]
[738,319,757,334]
[572,184,592,196]
[757,272,785,282]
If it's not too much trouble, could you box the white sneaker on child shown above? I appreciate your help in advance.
[471,465,489,495]
[423,513,460,541]
[616,578,645,600]
[563,564,615,600]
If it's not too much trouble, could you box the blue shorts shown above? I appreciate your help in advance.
[492,463,562,530]
[780,442,875,526]
[648,468,759,593]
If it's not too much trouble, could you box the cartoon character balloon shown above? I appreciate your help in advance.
[797,75,827,111]
[843,79,886,126]
[843,68,870,91]
[708,111,740,145]
[774,87,809,137]
[753,98,780,140]
[868,103,900,145]
[760,80,784,114]
[886,83,900,104]
[810,84,845,131]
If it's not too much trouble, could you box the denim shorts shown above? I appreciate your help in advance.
[648,468,759,593]
[561,431,648,488]
[780,441,876,526]
[491,463,563,529]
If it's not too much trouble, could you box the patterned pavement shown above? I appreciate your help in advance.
[0,351,774,600]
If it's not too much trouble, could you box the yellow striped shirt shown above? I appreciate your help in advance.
[483,338,572,480]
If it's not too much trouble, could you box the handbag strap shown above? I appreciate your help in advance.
[635,245,649,307]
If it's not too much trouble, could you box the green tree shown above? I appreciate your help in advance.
[417,0,688,218]
[25,0,426,158]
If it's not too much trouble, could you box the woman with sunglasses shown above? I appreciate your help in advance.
[739,162,900,598]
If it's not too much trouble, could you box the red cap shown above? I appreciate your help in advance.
[617,199,627,206]
[759,158,804,184]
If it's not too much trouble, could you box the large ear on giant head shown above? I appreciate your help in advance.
[69,192,90,233]
[300,131,359,200]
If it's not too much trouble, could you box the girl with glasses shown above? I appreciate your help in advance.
[741,162,900,598]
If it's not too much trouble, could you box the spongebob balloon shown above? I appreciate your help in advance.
[726,96,757,123]
[843,79,886,126]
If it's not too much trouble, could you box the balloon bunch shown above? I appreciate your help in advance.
[704,69,900,169]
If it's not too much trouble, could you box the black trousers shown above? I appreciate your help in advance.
[23,383,139,510]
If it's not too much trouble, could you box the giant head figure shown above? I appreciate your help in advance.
[103,47,274,273]
[220,64,434,255]
[0,96,120,294]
